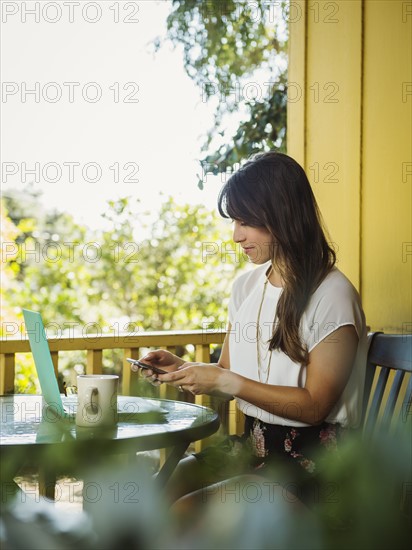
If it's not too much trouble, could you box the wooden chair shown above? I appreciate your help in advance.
[361,332,412,438]
[360,332,412,525]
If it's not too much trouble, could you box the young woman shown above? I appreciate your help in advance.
[131,151,367,506]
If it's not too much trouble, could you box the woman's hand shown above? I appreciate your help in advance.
[131,349,185,386]
[158,362,234,396]
[141,349,185,370]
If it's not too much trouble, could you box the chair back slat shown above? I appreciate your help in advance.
[363,367,390,436]
[398,375,412,433]
[381,370,405,431]
[363,333,412,439]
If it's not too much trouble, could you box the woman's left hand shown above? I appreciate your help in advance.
[157,363,231,396]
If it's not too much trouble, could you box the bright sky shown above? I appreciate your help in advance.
[1,0,230,229]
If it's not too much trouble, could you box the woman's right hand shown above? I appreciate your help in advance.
[134,349,185,385]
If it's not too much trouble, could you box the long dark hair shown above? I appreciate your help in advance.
[218,151,336,365]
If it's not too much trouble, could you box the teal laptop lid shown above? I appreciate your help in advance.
[22,309,66,417]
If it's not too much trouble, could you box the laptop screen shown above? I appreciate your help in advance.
[22,309,65,416]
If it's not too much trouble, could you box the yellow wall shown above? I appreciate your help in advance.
[288,0,412,333]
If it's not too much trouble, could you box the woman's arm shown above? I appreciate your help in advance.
[159,325,358,425]
[228,325,358,424]
[216,322,231,369]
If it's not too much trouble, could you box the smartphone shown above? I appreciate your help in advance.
[126,358,167,375]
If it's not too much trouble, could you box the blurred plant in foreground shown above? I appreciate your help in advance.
[1,422,410,549]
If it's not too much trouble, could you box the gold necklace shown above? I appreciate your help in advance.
[256,267,273,384]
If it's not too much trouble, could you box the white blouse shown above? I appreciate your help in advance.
[228,263,368,428]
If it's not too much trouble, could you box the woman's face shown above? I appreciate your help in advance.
[232,220,275,264]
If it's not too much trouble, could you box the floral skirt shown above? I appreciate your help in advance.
[194,415,348,505]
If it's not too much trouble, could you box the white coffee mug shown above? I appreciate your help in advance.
[76,374,119,428]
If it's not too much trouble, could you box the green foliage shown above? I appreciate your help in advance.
[3,189,92,326]
[2,191,247,391]
[312,431,412,549]
[200,86,287,187]
[157,0,289,182]
[86,195,245,331]
[165,0,282,88]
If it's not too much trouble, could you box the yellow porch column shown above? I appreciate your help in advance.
[288,0,363,287]
[361,0,412,332]
[288,0,412,333]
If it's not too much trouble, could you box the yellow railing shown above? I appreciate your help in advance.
[0,330,244,438]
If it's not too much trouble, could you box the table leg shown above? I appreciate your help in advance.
[38,469,56,500]
[155,442,188,489]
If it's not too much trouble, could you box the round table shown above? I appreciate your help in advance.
[1,394,220,498]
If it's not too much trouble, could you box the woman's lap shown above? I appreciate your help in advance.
[192,415,348,508]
